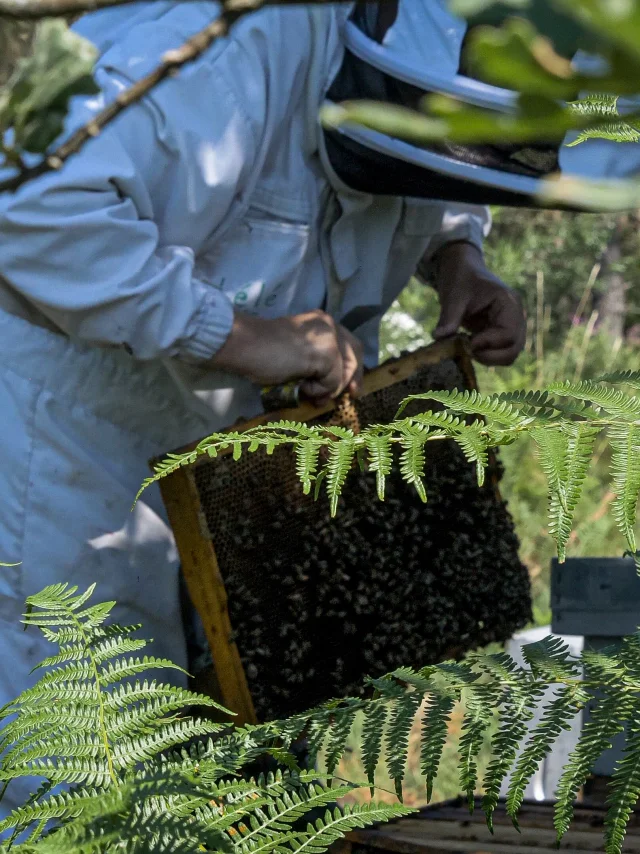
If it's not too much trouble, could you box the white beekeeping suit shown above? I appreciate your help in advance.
[0,0,490,813]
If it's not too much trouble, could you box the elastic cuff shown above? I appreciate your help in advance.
[179,286,235,362]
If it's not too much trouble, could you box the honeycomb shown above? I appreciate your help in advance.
[191,351,531,720]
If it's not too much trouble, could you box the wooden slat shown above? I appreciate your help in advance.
[345,800,640,854]
[164,336,469,462]
[158,465,257,725]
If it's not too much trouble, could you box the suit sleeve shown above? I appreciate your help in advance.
[415,202,492,284]
[0,33,261,362]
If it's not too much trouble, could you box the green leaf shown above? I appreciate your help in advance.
[420,694,456,802]
[326,437,356,517]
[386,692,422,801]
[604,708,640,854]
[398,426,428,502]
[609,424,640,555]
[361,701,388,794]
[506,685,586,826]
[365,432,394,500]
[0,20,98,155]
[532,423,599,562]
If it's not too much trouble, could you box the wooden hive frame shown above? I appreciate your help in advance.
[154,337,481,726]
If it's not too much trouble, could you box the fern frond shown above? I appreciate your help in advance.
[609,423,640,555]
[505,685,586,826]
[567,95,640,146]
[554,648,633,843]
[106,700,224,741]
[398,425,428,502]
[324,705,358,777]
[452,422,490,486]
[420,693,456,802]
[90,635,148,666]
[103,681,229,715]
[548,380,640,421]
[4,755,112,786]
[98,655,185,685]
[385,692,423,800]
[531,426,569,502]
[295,439,324,496]
[365,432,394,500]
[598,370,640,391]
[326,437,356,517]
[361,701,388,794]
[398,389,527,427]
[534,423,599,562]
[521,636,581,682]
[496,389,552,412]
[291,802,414,854]
[231,782,354,847]
[603,706,640,854]
[482,680,544,830]
[458,682,499,810]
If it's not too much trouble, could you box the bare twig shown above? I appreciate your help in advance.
[0,0,361,194]
[0,0,355,19]
[0,0,144,18]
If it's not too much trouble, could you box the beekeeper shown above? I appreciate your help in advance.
[0,0,528,808]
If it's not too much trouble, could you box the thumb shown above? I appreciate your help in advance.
[433,292,466,340]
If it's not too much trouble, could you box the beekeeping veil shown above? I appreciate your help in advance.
[324,0,640,207]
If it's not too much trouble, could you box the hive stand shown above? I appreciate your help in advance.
[339,797,640,854]
[552,555,640,801]
[154,337,481,726]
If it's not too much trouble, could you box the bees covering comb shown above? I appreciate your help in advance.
[159,338,531,722]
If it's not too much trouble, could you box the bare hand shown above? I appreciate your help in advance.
[210,309,364,403]
[430,242,526,367]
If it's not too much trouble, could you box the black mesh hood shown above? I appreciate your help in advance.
[322,2,566,208]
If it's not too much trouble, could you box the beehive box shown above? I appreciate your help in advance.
[341,797,640,854]
[157,337,531,724]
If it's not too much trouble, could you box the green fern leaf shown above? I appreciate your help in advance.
[521,636,581,682]
[361,701,388,793]
[98,655,185,685]
[398,426,428,502]
[458,682,499,810]
[452,423,490,487]
[598,370,640,391]
[398,389,526,427]
[295,439,324,496]
[533,423,599,562]
[326,438,356,517]
[604,706,640,854]
[292,802,414,854]
[365,432,394,500]
[103,681,229,715]
[324,706,358,776]
[548,379,640,421]
[609,424,640,554]
[386,692,422,800]
[482,684,544,830]
[506,685,587,826]
[420,694,456,802]
[554,648,633,843]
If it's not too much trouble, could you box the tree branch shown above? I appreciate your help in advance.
[0,0,144,18]
[0,0,356,19]
[0,0,362,194]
